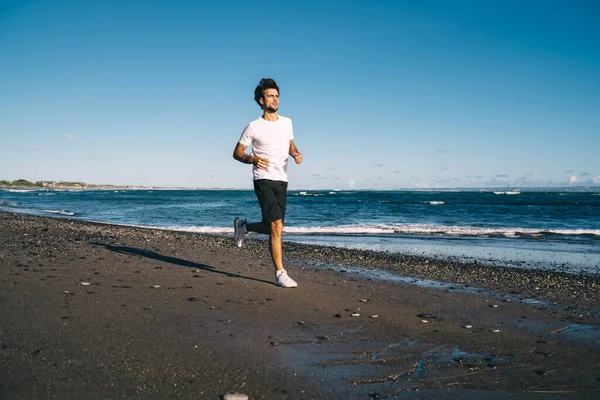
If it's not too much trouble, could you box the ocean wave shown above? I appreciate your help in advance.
[148,223,600,240]
[295,191,331,197]
[0,202,75,216]
[41,209,76,216]
[157,226,231,234]
[283,223,600,239]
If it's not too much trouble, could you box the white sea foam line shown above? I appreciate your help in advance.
[148,224,600,237]
[41,209,76,216]
[158,226,231,234]
[284,224,600,237]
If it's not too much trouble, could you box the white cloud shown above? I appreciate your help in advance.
[62,134,75,140]
[568,175,579,184]
[593,175,600,184]
[348,179,356,189]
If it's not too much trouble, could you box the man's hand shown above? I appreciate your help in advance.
[254,157,270,170]
[292,152,303,164]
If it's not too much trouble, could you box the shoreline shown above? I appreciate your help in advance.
[4,211,598,315]
[2,188,598,280]
[1,211,599,399]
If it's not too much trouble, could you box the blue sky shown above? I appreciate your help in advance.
[1,0,599,190]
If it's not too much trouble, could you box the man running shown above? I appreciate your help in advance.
[232,78,303,288]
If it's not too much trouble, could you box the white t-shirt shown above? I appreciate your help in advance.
[239,116,294,182]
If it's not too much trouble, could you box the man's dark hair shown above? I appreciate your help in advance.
[254,78,279,108]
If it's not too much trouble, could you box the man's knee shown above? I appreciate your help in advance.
[270,219,283,236]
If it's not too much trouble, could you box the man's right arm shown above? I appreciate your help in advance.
[233,142,251,163]
[233,142,269,169]
[233,142,270,170]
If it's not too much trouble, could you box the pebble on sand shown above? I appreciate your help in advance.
[351,313,360,317]
[463,324,473,329]
[79,282,91,286]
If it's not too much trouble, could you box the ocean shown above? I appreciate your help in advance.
[1,188,599,276]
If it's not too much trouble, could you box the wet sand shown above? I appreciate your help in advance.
[1,212,599,399]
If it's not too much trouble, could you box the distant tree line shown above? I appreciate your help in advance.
[0,179,87,188]
[0,179,40,187]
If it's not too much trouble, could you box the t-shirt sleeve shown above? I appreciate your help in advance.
[289,118,294,141]
[238,124,254,146]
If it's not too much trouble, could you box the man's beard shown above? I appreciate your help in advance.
[264,105,278,113]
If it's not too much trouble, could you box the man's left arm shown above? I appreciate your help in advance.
[289,140,303,164]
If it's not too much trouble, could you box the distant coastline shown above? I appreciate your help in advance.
[0,179,198,191]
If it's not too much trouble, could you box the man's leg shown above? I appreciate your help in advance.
[269,217,296,287]
[268,219,284,271]
[245,221,270,235]
[243,180,296,287]
[245,220,283,271]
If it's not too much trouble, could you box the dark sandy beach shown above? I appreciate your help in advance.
[1,212,599,399]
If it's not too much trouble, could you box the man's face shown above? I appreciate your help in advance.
[260,88,279,112]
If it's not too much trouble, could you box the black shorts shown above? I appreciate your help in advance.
[253,179,288,225]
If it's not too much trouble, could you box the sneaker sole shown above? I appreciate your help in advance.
[274,280,298,288]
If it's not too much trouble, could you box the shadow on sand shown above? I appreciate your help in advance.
[92,243,272,285]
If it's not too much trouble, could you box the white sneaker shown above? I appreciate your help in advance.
[274,270,297,288]
[233,217,247,247]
